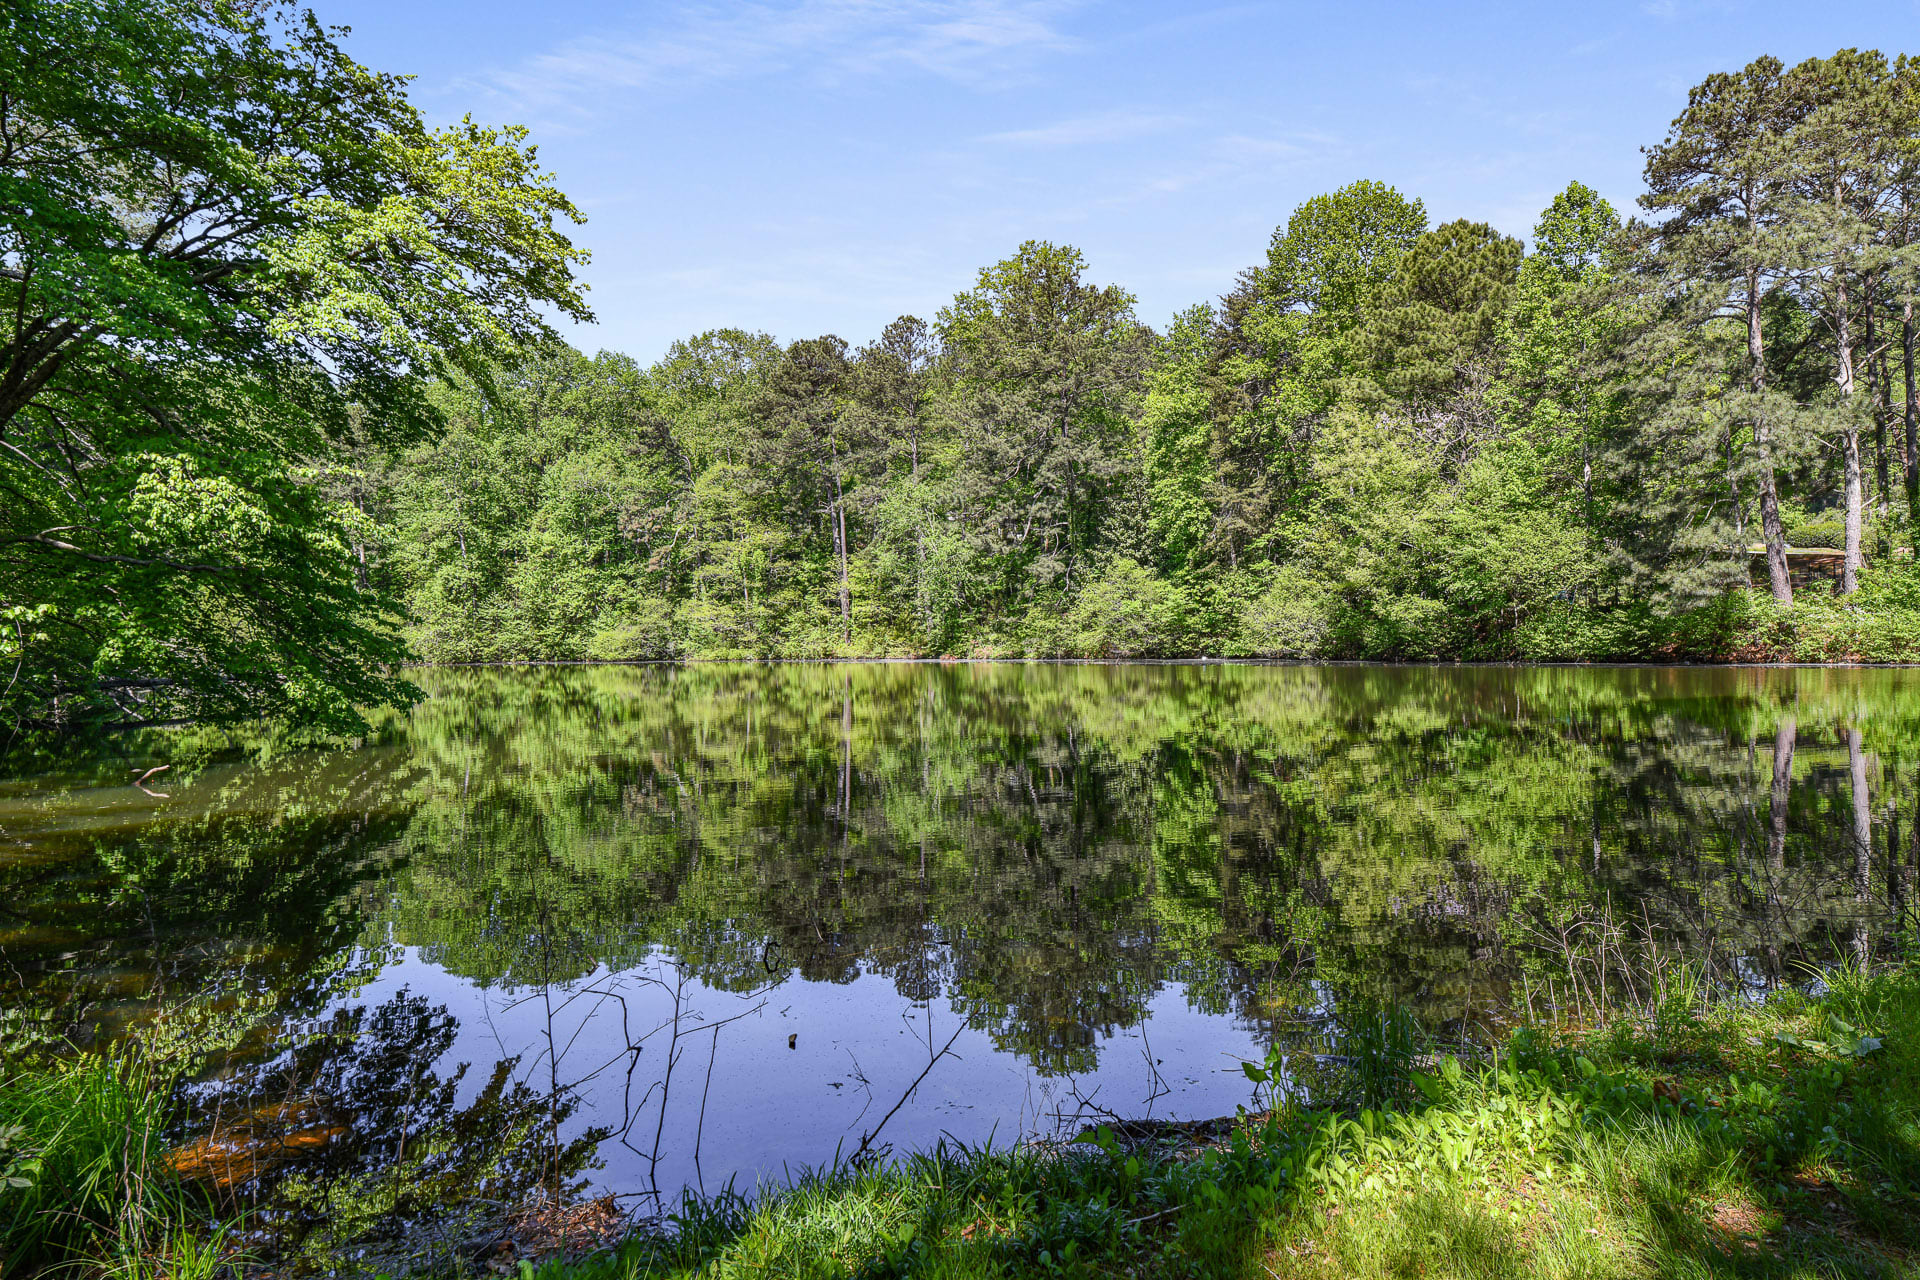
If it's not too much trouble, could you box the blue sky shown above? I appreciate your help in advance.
[320,1,1919,362]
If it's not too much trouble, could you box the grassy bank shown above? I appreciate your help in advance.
[0,1048,229,1280]
[8,966,1917,1278]
[522,966,1920,1280]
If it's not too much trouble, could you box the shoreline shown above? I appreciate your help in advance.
[8,962,1916,1277]
[401,656,1920,669]
[443,967,1920,1279]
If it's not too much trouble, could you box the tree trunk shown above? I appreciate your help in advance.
[1836,264,1862,595]
[1867,288,1892,516]
[1750,266,1793,604]
[1727,424,1745,543]
[1905,298,1918,509]
[836,503,851,642]
[1877,346,1894,516]
[1844,424,1865,593]
[831,475,851,645]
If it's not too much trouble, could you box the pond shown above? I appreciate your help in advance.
[1,662,1914,1234]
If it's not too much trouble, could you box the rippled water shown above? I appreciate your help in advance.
[2,662,1913,1221]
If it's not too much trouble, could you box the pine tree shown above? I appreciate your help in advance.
[1642,55,1815,604]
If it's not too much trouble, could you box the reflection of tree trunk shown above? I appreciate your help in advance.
[919,685,929,885]
[1850,727,1872,965]
[841,675,853,853]
[1769,717,1795,872]
[1765,715,1795,974]
[1889,801,1902,927]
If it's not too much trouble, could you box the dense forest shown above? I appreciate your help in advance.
[7,2,1920,733]
[339,53,1920,671]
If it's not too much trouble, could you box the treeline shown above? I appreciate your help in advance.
[11,19,1920,735]
[343,51,1920,664]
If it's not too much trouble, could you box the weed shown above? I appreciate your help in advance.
[0,1052,183,1271]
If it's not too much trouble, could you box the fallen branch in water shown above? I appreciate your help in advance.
[849,1023,965,1168]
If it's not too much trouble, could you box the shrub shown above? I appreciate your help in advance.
[1784,519,1845,550]
[584,597,681,661]
[1060,560,1176,658]
[1239,567,1334,658]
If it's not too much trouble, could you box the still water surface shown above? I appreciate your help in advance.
[2,662,1915,1221]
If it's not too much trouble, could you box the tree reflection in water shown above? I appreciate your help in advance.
[178,989,604,1271]
[4,662,1920,1235]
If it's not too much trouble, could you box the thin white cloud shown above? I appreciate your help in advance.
[1638,0,1738,19]
[1104,129,1350,203]
[458,0,1081,119]
[982,108,1189,147]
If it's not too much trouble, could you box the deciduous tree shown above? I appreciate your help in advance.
[0,0,589,730]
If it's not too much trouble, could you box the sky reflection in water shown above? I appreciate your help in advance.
[3,662,1915,1210]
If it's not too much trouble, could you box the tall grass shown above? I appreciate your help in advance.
[0,1051,210,1276]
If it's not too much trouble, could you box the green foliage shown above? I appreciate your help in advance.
[350,131,1920,668]
[1238,567,1333,657]
[0,1052,186,1274]
[1266,180,1429,330]
[17,36,1920,736]
[0,0,590,734]
[1784,518,1846,549]
[1057,558,1176,656]
[1357,218,1524,418]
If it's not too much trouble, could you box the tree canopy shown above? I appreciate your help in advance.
[0,0,588,732]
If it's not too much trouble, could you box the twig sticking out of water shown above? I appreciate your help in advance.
[848,1024,965,1169]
